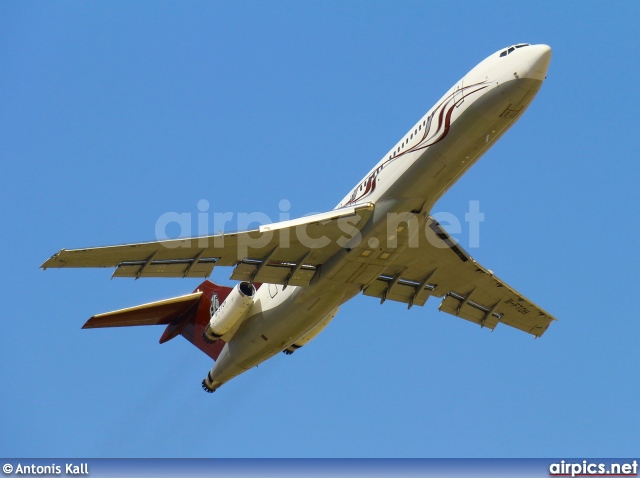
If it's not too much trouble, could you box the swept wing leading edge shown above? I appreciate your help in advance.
[41,204,375,285]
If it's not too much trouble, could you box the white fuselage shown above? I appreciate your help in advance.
[205,44,552,391]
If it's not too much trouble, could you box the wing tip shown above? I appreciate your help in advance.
[40,249,67,270]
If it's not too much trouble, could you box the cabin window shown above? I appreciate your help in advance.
[410,134,413,139]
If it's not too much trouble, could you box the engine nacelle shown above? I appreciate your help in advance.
[283,307,339,355]
[202,281,256,343]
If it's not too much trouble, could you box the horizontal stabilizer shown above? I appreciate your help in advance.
[82,280,237,361]
[83,292,202,329]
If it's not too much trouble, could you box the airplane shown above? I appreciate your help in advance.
[42,43,556,393]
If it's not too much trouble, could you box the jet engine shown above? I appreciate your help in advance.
[283,307,339,354]
[202,281,256,343]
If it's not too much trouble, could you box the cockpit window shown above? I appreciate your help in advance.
[500,43,530,57]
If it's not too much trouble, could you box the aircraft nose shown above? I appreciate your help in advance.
[523,44,552,81]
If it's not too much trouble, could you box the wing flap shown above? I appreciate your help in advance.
[111,260,216,278]
[363,277,433,307]
[230,261,316,286]
[438,294,500,330]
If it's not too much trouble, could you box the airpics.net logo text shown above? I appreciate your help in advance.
[2,463,88,475]
[154,199,486,251]
[549,460,638,477]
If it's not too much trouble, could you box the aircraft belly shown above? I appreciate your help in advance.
[208,283,358,386]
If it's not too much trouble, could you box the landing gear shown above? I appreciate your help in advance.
[283,344,300,355]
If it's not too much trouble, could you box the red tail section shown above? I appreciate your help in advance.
[84,280,234,362]
[171,280,233,361]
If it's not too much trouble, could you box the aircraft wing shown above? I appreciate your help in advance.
[41,203,374,286]
[359,215,556,337]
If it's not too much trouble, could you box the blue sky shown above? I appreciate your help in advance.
[2,1,639,458]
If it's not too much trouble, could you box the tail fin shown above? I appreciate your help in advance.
[174,280,233,361]
[83,280,233,361]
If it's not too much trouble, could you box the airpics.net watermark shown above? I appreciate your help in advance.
[549,460,638,477]
[153,199,486,253]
